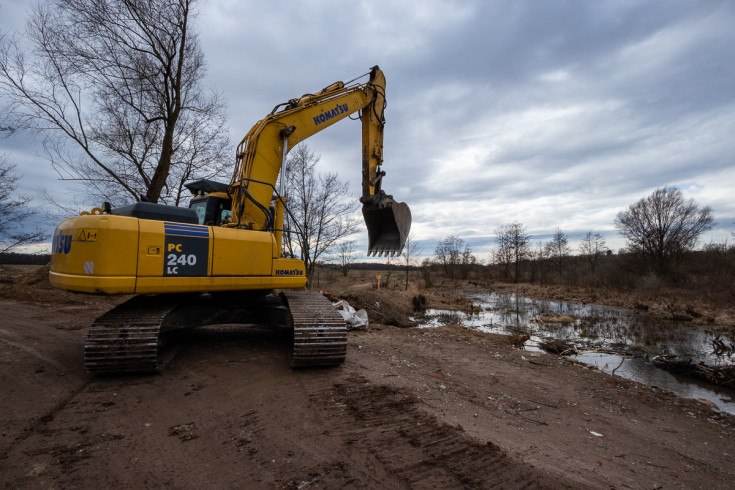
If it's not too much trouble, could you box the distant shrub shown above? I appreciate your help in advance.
[412,294,428,311]
[636,272,664,300]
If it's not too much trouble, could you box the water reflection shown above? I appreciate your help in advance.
[411,291,735,414]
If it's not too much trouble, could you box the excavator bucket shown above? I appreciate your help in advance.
[363,197,412,256]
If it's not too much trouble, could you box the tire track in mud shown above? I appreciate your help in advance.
[313,376,584,489]
[0,380,91,462]
[0,377,147,489]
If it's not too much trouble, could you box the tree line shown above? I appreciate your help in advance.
[317,185,728,297]
[416,186,731,298]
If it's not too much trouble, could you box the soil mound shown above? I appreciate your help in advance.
[17,264,53,287]
[341,288,417,328]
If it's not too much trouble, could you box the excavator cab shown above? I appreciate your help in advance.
[186,179,232,226]
[189,195,232,226]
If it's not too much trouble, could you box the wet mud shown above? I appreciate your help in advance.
[1,269,734,488]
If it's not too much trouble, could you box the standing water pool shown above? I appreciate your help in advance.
[411,291,735,414]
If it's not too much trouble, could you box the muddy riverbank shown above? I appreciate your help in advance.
[408,285,735,413]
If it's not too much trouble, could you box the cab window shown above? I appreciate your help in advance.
[190,201,207,225]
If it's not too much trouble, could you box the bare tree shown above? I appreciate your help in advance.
[401,233,422,290]
[529,240,547,285]
[420,257,434,288]
[494,222,530,283]
[434,235,469,279]
[579,232,607,280]
[493,230,513,280]
[0,0,229,206]
[460,245,476,280]
[0,154,45,253]
[545,227,570,278]
[336,239,357,277]
[615,186,714,274]
[282,144,360,284]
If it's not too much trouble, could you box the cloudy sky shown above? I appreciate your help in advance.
[1,0,734,259]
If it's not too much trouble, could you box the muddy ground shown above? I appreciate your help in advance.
[1,266,734,489]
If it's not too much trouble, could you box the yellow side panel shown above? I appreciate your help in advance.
[48,215,307,294]
[135,275,306,294]
[49,271,136,294]
[211,227,274,276]
[271,258,307,282]
[49,215,139,294]
[135,238,306,293]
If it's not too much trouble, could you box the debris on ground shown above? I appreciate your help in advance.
[332,299,368,329]
[653,355,735,388]
[509,333,531,349]
[168,422,199,442]
[538,339,579,356]
[341,290,416,328]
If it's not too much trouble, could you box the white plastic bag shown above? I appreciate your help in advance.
[332,299,368,328]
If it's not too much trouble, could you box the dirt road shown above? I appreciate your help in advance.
[1,272,733,488]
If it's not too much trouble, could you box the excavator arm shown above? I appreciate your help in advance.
[228,66,411,256]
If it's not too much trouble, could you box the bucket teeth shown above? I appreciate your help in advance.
[367,248,399,257]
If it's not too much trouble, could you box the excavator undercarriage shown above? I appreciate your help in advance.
[84,290,347,375]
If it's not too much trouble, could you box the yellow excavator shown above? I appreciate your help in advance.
[48,66,411,374]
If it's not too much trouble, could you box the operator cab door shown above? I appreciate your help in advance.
[189,195,232,226]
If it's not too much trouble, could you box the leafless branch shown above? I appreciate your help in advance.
[0,0,229,206]
[283,144,360,284]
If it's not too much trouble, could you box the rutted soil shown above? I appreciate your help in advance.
[1,266,734,488]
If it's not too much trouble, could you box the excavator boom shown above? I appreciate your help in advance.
[229,65,411,255]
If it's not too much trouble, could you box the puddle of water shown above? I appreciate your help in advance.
[577,352,735,414]
[411,291,735,415]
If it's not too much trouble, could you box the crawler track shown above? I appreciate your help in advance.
[84,290,346,375]
[281,291,348,368]
[84,295,186,375]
